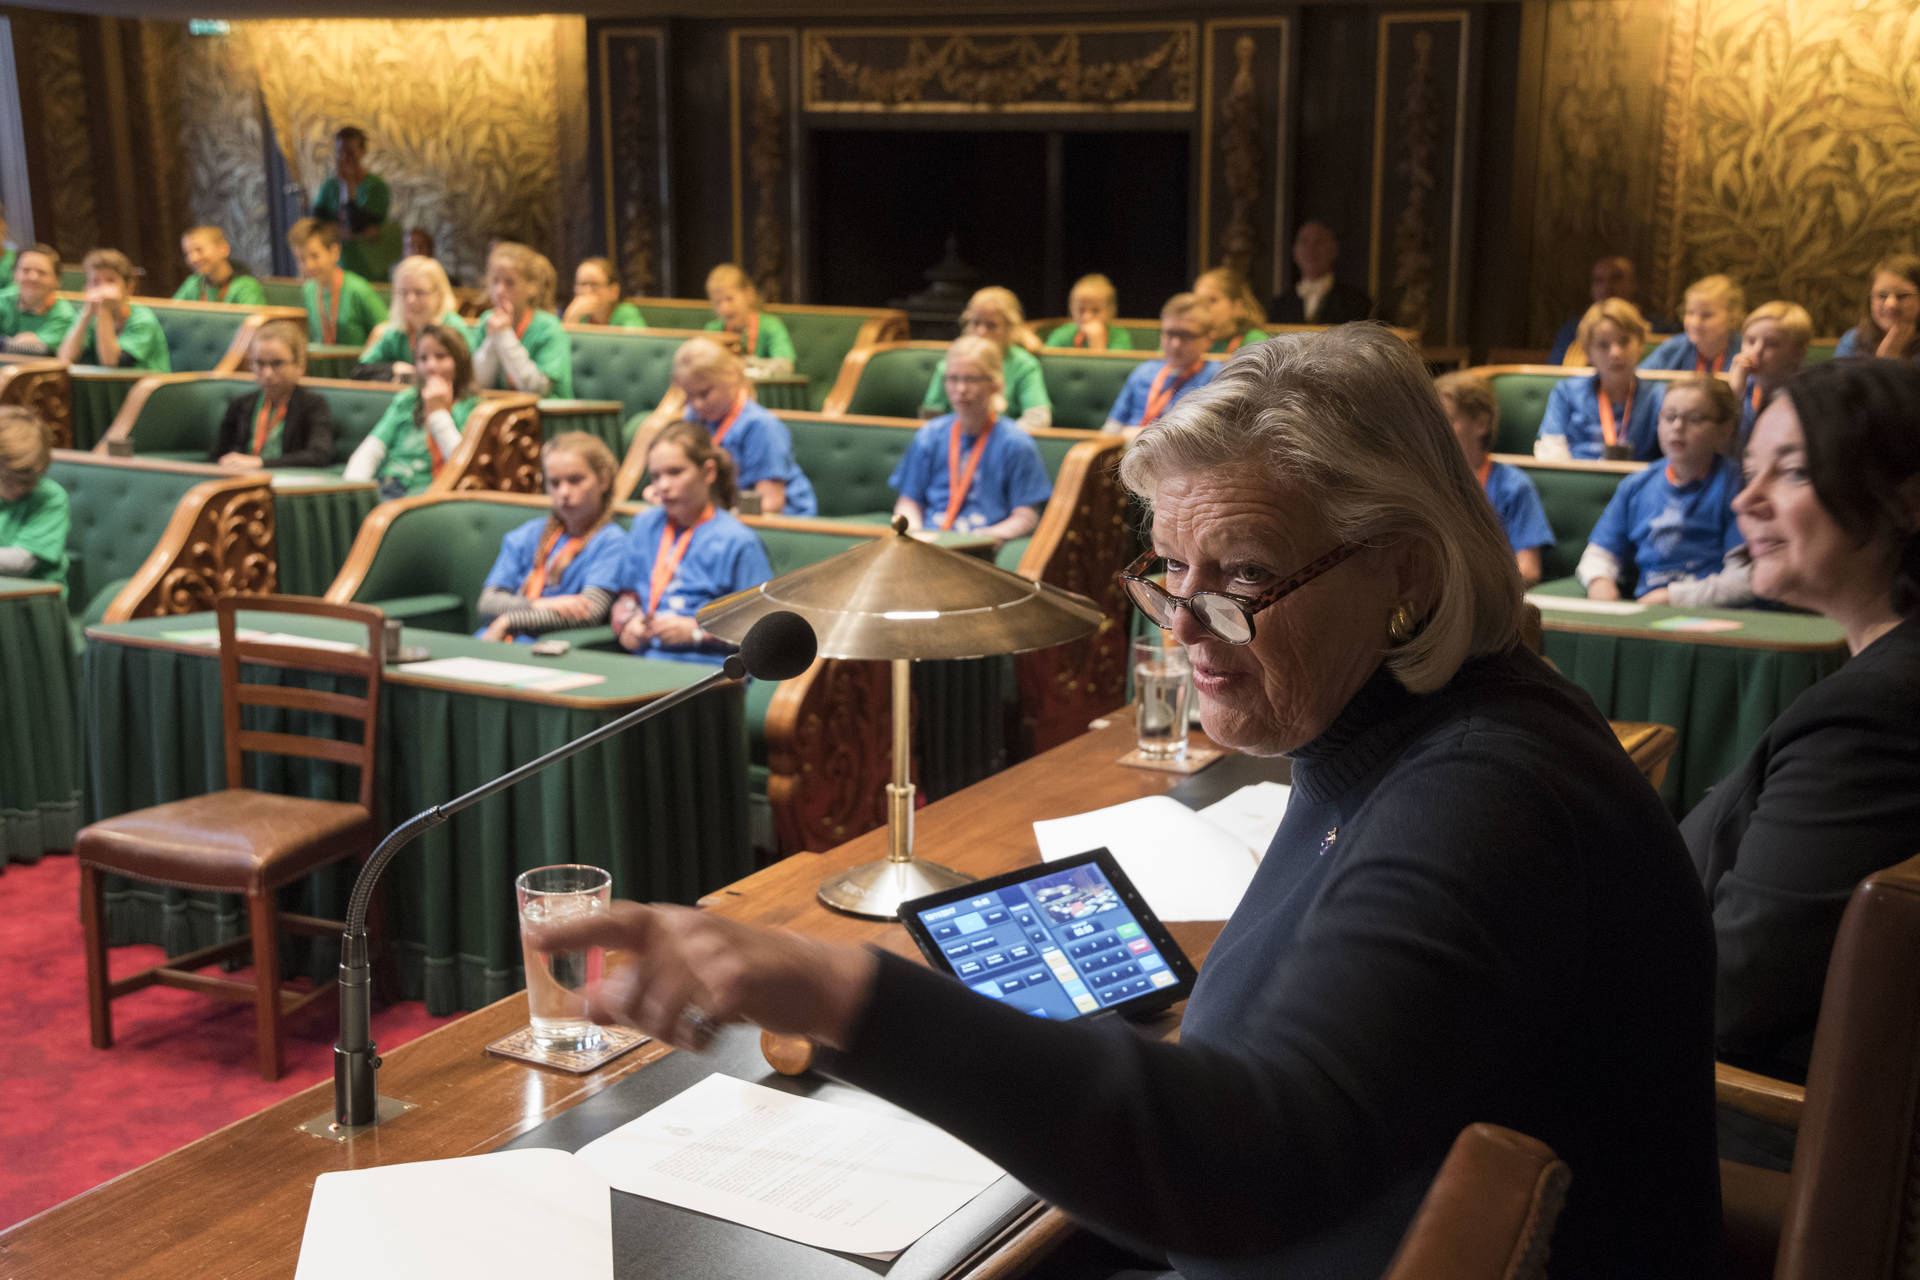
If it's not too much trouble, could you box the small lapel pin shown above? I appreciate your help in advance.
[1318,827,1339,856]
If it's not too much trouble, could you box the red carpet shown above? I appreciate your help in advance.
[0,853,452,1231]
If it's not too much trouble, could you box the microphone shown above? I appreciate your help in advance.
[326,610,817,1130]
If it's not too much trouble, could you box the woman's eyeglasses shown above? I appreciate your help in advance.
[1117,543,1362,644]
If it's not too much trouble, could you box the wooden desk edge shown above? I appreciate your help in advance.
[1538,614,1849,652]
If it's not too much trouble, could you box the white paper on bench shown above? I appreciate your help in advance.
[1032,794,1262,922]
[1522,593,1648,616]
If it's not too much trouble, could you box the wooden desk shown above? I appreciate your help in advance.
[0,715,1211,1278]
[1,711,1672,1275]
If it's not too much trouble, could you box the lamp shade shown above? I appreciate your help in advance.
[698,520,1104,661]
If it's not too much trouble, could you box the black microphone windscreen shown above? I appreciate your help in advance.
[738,610,817,680]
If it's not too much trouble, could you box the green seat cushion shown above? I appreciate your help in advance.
[1037,350,1153,433]
[152,307,249,374]
[1488,372,1569,455]
[120,377,402,461]
[785,418,917,519]
[1510,462,1635,581]
[48,457,216,622]
[567,330,687,422]
[844,347,944,419]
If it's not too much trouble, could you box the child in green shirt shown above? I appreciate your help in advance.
[705,262,794,371]
[357,254,467,381]
[473,241,572,398]
[343,322,478,499]
[172,226,265,306]
[56,248,169,371]
[1194,267,1271,355]
[921,286,1051,431]
[1043,273,1135,351]
[289,217,387,349]
[0,406,69,590]
[0,245,77,355]
[562,257,646,328]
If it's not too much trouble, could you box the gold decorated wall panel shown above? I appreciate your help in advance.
[1371,11,1471,346]
[803,24,1196,114]
[179,18,588,288]
[1198,19,1289,298]
[176,36,272,276]
[731,29,799,303]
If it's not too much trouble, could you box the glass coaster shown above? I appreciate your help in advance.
[1116,744,1224,774]
[485,1024,652,1073]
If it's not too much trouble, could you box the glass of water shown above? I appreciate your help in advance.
[1132,636,1191,760]
[516,864,612,1051]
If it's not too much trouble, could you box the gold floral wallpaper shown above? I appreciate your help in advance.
[177,18,588,287]
[177,36,272,276]
[1533,0,1920,341]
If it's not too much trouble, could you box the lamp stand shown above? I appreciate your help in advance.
[817,658,972,919]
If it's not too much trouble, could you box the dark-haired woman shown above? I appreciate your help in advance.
[1831,254,1920,360]
[1685,357,1920,1165]
[343,323,476,498]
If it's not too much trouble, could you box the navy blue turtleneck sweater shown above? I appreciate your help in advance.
[825,647,1720,1278]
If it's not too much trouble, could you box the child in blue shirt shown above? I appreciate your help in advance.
[1536,298,1666,461]
[669,336,816,516]
[1436,372,1553,586]
[1102,294,1219,437]
[1640,274,1744,374]
[476,432,627,642]
[893,335,1052,545]
[1578,375,1751,607]
[1727,301,1811,446]
[601,422,772,666]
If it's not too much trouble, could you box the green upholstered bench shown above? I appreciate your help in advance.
[630,298,908,412]
[69,369,153,451]
[1036,348,1162,433]
[102,374,404,462]
[47,451,274,635]
[1472,365,1692,456]
[820,342,947,419]
[1490,454,1641,581]
[257,276,392,311]
[52,294,304,375]
[564,325,713,440]
[1031,317,1165,350]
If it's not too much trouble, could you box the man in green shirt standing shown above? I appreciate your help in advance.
[172,226,265,305]
[312,126,397,282]
[56,248,169,371]
[0,245,77,355]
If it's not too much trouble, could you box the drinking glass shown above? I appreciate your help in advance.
[516,864,612,1050]
[1132,637,1191,760]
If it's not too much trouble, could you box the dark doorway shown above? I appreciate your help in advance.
[808,127,1189,324]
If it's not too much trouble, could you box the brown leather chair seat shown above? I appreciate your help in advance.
[77,790,373,892]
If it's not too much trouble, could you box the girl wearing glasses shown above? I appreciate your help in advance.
[1832,254,1920,360]
[209,321,336,470]
[534,327,1720,1279]
[891,336,1051,545]
[920,287,1052,431]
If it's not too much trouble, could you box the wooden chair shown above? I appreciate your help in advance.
[1716,849,1920,1279]
[75,595,386,1080]
[1380,1124,1570,1280]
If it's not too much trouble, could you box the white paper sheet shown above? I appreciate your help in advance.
[1522,593,1648,616]
[573,1074,1002,1259]
[1198,781,1292,857]
[293,1147,613,1280]
[397,655,605,691]
[160,627,360,653]
[1032,795,1260,921]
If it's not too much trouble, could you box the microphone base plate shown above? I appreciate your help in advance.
[296,1094,416,1142]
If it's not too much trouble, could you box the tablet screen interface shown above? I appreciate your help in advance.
[909,860,1183,1019]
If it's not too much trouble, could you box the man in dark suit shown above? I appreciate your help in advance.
[1269,221,1373,325]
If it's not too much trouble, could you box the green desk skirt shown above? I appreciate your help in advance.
[1,581,82,865]
[306,346,362,381]
[1531,584,1848,812]
[271,476,380,596]
[537,400,627,453]
[84,616,753,1013]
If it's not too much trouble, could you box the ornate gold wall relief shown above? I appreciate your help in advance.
[1372,12,1470,346]
[731,30,798,304]
[31,16,99,262]
[1662,0,1920,334]
[176,35,273,276]
[1200,19,1289,297]
[599,27,668,299]
[804,25,1195,114]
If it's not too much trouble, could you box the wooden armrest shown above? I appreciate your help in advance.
[1715,1062,1804,1130]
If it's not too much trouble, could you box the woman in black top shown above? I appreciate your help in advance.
[211,320,336,470]
[533,327,1721,1278]
[1683,358,1920,1162]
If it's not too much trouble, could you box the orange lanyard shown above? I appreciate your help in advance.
[514,309,533,341]
[1597,381,1634,447]
[1475,456,1493,491]
[320,269,344,344]
[742,313,759,357]
[1071,327,1106,351]
[419,397,451,474]
[1750,382,1764,413]
[648,506,714,613]
[521,524,586,599]
[709,390,748,447]
[250,396,288,455]
[1665,464,1686,487]
[1694,348,1725,375]
[940,421,994,532]
[1141,362,1203,426]
[1223,333,1244,354]
[199,276,233,303]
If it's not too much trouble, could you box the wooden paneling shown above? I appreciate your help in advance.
[1198,18,1290,298]
[1370,11,1471,346]
[729,28,799,303]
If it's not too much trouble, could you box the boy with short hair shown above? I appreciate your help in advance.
[56,248,169,371]
[1101,294,1218,436]
[288,217,386,348]
[172,226,265,305]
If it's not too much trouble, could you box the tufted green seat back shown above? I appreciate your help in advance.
[121,376,403,460]
[843,347,944,419]
[150,307,248,373]
[46,456,220,622]
[1036,350,1157,432]
[1502,459,1638,581]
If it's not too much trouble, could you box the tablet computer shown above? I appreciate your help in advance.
[898,849,1199,1021]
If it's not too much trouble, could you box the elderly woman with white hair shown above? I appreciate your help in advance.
[531,326,1721,1278]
